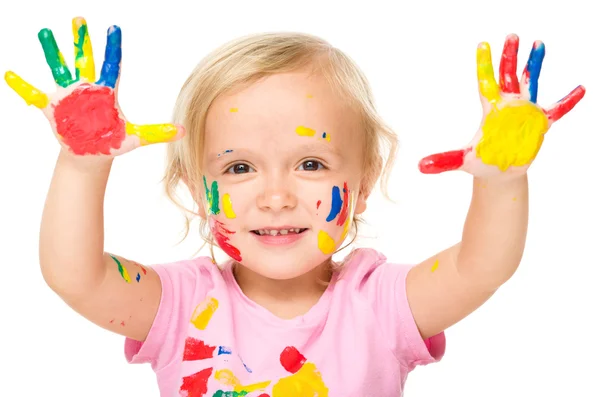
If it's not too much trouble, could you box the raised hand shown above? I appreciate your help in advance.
[418,34,585,177]
[5,17,185,156]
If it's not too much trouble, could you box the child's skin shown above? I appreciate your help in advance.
[6,19,584,344]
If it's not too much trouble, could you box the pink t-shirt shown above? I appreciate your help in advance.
[125,248,445,396]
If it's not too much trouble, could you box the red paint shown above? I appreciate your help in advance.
[257,394,270,397]
[120,321,125,326]
[134,262,147,275]
[418,149,467,174]
[316,200,321,209]
[210,219,242,261]
[53,84,126,155]
[109,319,114,324]
[499,35,520,94]
[280,346,306,374]
[336,182,349,226]
[180,367,213,397]
[545,85,585,122]
[183,337,216,361]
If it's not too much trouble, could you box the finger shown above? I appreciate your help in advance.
[38,28,73,87]
[125,122,186,145]
[477,42,501,104]
[97,25,121,89]
[4,71,49,108]
[499,34,520,94]
[520,40,545,103]
[72,17,96,82]
[418,149,467,174]
[544,85,586,123]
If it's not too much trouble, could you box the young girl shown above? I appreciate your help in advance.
[5,16,585,396]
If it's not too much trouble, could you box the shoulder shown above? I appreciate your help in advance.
[150,255,225,294]
[335,248,412,289]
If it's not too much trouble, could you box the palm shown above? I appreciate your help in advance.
[5,17,184,156]
[419,34,585,177]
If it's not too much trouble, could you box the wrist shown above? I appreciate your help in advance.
[57,148,114,174]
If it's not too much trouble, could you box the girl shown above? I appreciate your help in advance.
[5,16,585,396]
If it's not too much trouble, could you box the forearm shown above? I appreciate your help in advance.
[456,174,529,289]
[39,150,114,294]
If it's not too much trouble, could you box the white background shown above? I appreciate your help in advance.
[1,0,598,396]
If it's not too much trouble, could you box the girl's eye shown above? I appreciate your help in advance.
[226,163,255,174]
[298,160,325,171]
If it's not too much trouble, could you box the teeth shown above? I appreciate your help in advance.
[256,228,303,236]
[280,229,288,235]
[269,230,278,236]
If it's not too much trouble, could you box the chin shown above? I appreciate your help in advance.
[244,255,325,281]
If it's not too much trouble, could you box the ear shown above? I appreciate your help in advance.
[353,189,368,216]
[182,175,208,220]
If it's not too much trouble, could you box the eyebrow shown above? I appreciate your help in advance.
[209,142,343,163]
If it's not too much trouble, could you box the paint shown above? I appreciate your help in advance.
[72,17,95,82]
[523,41,545,103]
[230,108,238,112]
[339,193,354,242]
[223,193,236,218]
[477,42,500,104]
[280,346,306,373]
[316,200,321,209]
[110,255,130,283]
[326,186,342,222]
[180,368,213,397]
[97,26,121,89]
[183,337,216,361]
[134,262,147,275]
[38,28,73,87]
[4,72,49,108]
[125,122,180,145]
[499,34,519,94]
[210,219,242,261]
[336,182,349,227]
[545,85,586,122]
[203,176,221,215]
[218,149,234,157]
[477,100,548,170]
[273,347,328,397]
[322,132,330,142]
[418,149,467,174]
[218,346,232,355]
[54,84,125,155]
[295,125,316,137]
[306,94,313,98]
[190,297,219,330]
[214,369,271,393]
[318,230,336,255]
[431,259,439,272]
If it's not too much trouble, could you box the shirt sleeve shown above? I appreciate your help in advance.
[355,249,446,371]
[124,258,214,371]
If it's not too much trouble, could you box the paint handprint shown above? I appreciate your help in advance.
[418,34,585,177]
[5,17,184,156]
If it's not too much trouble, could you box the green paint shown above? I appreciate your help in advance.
[74,24,87,81]
[110,254,130,283]
[38,28,73,87]
[203,175,220,215]
[212,391,248,397]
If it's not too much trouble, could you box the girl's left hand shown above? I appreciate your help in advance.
[418,34,585,178]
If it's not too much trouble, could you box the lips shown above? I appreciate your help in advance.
[251,228,309,236]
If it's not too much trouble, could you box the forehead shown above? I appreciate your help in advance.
[204,71,362,156]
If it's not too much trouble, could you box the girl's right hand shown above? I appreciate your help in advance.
[5,17,185,157]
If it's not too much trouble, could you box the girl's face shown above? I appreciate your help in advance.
[201,70,367,280]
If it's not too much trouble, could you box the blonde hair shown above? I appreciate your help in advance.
[164,32,398,257]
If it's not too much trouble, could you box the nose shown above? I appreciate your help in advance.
[256,174,297,212]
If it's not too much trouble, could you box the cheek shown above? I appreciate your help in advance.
[315,182,355,255]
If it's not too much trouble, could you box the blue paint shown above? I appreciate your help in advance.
[241,357,252,373]
[217,149,233,158]
[218,346,232,355]
[326,186,342,222]
[136,273,141,282]
[525,42,545,103]
[97,26,121,88]
[322,132,326,138]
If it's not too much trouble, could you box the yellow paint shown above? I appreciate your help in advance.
[338,193,354,243]
[323,133,331,142]
[230,108,238,112]
[272,362,329,397]
[306,94,313,98]
[476,101,549,171]
[125,122,180,145]
[512,197,517,201]
[431,259,439,272]
[318,230,336,255]
[222,193,236,218]
[214,369,271,393]
[4,71,49,108]
[477,42,501,104]
[295,125,316,137]
[72,17,96,82]
[190,297,219,330]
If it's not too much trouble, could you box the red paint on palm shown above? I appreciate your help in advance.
[183,337,216,361]
[418,149,467,174]
[53,84,125,155]
[210,219,242,261]
[180,367,213,397]
[280,346,306,374]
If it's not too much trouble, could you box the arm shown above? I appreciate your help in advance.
[40,151,161,341]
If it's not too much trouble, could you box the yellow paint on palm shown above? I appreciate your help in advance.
[318,230,336,255]
[190,297,219,330]
[214,369,271,393]
[477,43,501,104]
[222,193,236,218]
[72,17,96,82]
[296,125,316,137]
[4,72,49,108]
[272,362,329,397]
[125,122,179,145]
[476,101,549,171]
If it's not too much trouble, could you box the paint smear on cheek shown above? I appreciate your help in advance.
[318,230,336,255]
[326,186,343,222]
[316,200,321,209]
[190,297,219,330]
[222,193,237,218]
[336,182,350,226]
[296,125,316,137]
[203,176,221,215]
[211,219,242,261]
